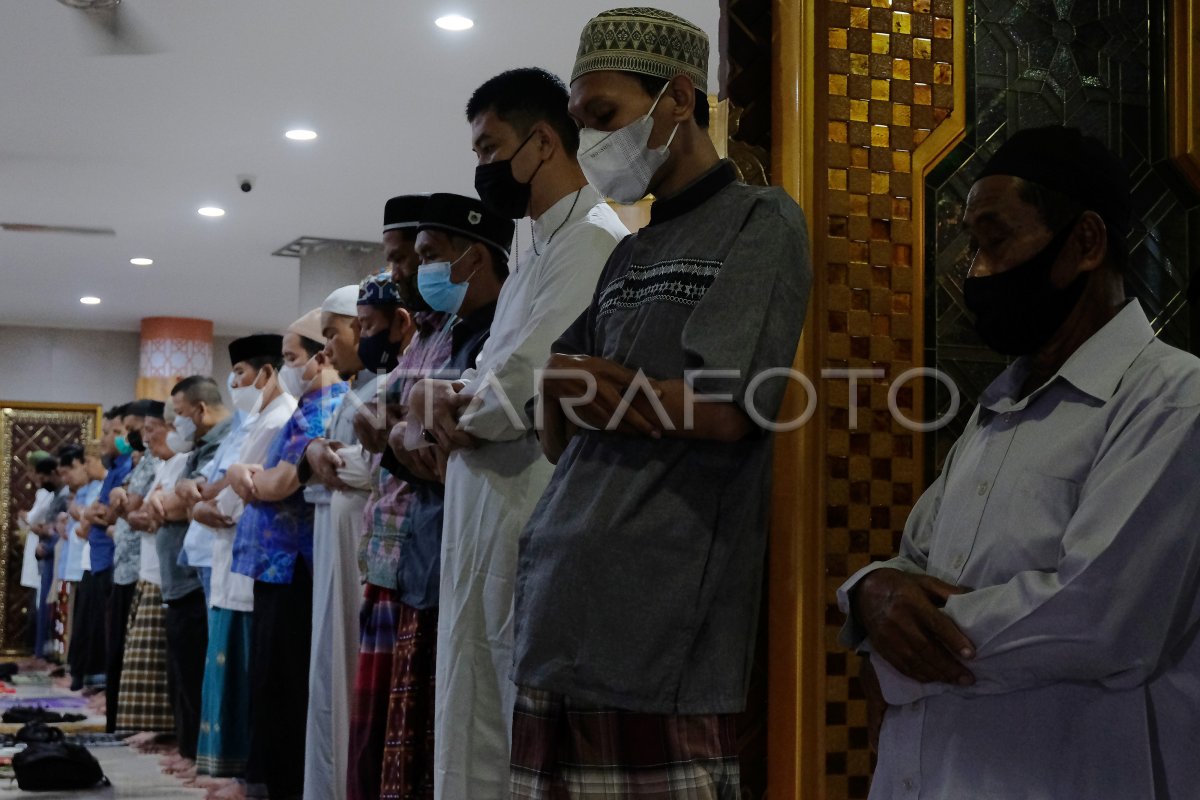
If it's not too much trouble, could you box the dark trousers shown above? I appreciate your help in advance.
[68,568,112,689]
[164,588,208,760]
[105,581,136,732]
[249,560,313,800]
[34,556,55,659]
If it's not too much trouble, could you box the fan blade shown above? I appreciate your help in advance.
[1,224,116,236]
[63,1,161,56]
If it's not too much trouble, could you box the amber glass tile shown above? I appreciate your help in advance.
[829,168,849,190]
[850,147,869,168]
[913,82,932,104]
[892,150,912,173]
[932,16,952,37]
[871,32,890,54]
[892,244,912,267]
[830,28,849,49]
[830,74,849,95]
[892,103,912,126]
[850,6,871,27]
[850,99,870,121]
[891,198,911,219]
[829,121,849,143]
[892,58,912,80]
[870,172,890,194]
[933,62,952,84]
[870,124,890,147]
[850,52,870,75]
[871,79,890,100]
[913,36,932,59]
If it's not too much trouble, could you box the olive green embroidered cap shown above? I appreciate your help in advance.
[571,7,709,93]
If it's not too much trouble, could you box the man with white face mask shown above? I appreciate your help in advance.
[509,9,812,797]
[406,68,627,799]
[230,309,348,800]
[187,334,293,787]
[155,376,233,778]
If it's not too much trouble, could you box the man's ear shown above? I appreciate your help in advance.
[1072,210,1109,275]
[667,74,696,125]
[391,307,414,342]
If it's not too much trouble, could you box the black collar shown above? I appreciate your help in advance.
[451,300,497,354]
[648,160,738,227]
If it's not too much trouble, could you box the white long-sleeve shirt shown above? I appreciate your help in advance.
[839,301,1200,800]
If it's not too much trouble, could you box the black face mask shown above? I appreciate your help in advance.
[127,429,145,452]
[357,328,400,375]
[963,221,1086,356]
[474,131,544,219]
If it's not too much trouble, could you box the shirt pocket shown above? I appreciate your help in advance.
[991,471,1082,578]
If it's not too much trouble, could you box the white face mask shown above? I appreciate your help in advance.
[165,424,194,455]
[278,363,310,398]
[577,83,679,204]
[230,382,263,414]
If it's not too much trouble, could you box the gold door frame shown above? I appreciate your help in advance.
[768,0,967,796]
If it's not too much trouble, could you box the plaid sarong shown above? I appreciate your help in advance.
[380,602,437,800]
[510,687,741,800]
[114,581,174,732]
[348,584,401,800]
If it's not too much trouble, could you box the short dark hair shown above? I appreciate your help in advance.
[1017,178,1129,274]
[170,375,224,408]
[467,68,580,157]
[244,354,284,372]
[635,74,710,129]
[57,444,85,468]
[298,336,324,359]
[104,404,127,420]
[35,457,59,476]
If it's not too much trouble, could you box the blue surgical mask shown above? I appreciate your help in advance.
[417,250,479,315]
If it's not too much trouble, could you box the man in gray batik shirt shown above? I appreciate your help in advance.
[840,127,1200,799]
[510,8,812,795]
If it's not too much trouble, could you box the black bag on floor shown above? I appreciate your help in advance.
[11,739,109,791]
[14,721,63,744]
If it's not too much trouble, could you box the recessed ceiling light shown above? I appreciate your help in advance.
[198,206,226,217]
[285,129,318,141]
[80,296,101,305]
[130,257,154,266]
[435,14,474,30]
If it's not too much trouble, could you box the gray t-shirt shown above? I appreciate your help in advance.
[513,161,813,714]
[158,415,233,601]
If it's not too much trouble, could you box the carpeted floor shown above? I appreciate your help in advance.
[0,671,204,798]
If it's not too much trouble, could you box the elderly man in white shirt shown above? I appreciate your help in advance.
[839,127,1200,800]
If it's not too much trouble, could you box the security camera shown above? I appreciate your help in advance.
[238,174,255,193]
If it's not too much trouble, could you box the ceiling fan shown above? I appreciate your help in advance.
[1,223,116,236]
[57,0,160,56]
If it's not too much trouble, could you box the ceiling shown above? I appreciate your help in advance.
[0,0,719,336]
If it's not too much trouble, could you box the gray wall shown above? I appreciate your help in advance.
[297,242,385,315]
[0,325,237,409]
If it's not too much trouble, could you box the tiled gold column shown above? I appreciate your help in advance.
[771,0,964,797]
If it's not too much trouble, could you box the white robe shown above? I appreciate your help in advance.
[303,375,375,800]
[434,186,627,800]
